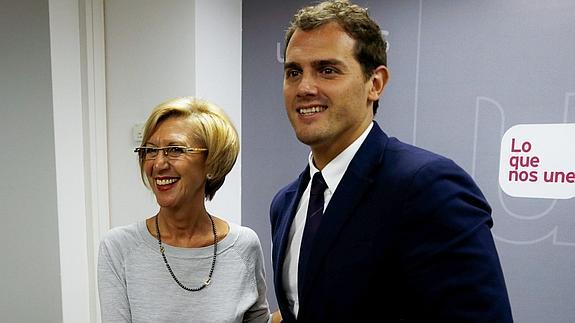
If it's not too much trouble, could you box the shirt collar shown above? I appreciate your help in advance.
[308,122,373,194]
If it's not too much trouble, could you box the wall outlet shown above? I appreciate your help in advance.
[132,123,144,143]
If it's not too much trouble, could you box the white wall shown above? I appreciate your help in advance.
[50,0,107,321]
[1,1,242,321]
[105,0,242,228]
[195,0,242,223]
[49,0,92,320]
[0,0,63,321]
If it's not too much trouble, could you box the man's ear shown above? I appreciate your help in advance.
[368,65,389,101]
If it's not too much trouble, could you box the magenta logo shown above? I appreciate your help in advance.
[499,123,575,199]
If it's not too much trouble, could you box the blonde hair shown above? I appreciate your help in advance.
[138,97,239,200]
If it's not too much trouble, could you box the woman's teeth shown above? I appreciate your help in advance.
[156,178,178,186]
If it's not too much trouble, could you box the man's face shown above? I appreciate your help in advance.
[283,22,383,160]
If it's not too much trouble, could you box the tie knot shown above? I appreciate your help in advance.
[310,172,327,195]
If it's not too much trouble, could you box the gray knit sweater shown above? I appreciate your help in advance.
[98,220,271,323]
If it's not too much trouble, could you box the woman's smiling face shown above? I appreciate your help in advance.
[144,117,208,210]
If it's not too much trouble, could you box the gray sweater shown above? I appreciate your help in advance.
[98,220,271,323]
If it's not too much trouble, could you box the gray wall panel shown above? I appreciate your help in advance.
[0,0,63,321]
[243,0,575,321]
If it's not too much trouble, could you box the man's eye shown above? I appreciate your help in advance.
[286,70,301,78]
[321,67,335,74]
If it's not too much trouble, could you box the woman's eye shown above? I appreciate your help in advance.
[145,148,157,156]
[168,147,184,155]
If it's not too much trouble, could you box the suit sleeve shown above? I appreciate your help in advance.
[269,189,287,270]
[269,190,284,238]
[398,158,513,322]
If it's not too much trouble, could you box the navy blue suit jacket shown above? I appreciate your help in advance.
[270,122,513,322]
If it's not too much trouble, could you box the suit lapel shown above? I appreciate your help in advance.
[298,123,389,310]
[273,167,310,321]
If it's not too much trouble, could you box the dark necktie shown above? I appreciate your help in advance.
[298,172,328,293]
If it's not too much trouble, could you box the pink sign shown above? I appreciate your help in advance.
[499,123,575,199]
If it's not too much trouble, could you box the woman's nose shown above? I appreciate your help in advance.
[153,152,170,169]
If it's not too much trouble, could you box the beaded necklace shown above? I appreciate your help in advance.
[155,213,218,291]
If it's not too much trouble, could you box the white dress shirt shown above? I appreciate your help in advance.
[282,122,373,317]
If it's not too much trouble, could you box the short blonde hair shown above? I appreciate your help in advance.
[138,97,239,200]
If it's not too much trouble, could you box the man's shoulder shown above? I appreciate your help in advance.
[377,137,482,201]
[271,175,301,207]
[383,137,454,171]
[362,124,457,177]
[276,176,300,194]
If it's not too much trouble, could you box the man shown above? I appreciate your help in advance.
[270,1,513,322]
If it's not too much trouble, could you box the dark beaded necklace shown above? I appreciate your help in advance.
[155,213,218,291]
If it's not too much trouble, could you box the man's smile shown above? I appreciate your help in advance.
[297,105,327,115]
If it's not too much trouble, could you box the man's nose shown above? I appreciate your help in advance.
[296,73,318,96]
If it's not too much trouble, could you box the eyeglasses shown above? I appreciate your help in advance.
[134,146,208,160]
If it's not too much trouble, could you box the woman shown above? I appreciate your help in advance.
[98,97,271,322]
